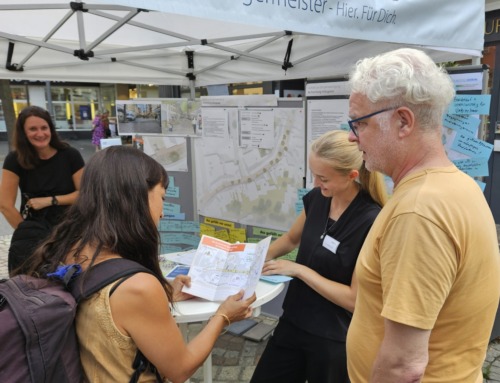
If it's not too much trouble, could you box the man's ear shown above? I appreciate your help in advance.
[396,107,415,138]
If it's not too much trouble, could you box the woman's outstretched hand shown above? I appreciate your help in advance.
[217,290,257,324]
[262,259,301,277]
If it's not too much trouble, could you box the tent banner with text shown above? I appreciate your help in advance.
[108,0,484,54]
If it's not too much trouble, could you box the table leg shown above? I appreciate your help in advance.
[179,322,213,383]
[203,352,213,383]
[253,306,261,317]
[179,323,191,383]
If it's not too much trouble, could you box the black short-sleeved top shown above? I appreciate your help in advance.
[281,187,381,341]
[3,146,85,225]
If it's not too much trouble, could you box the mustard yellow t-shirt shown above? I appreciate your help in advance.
[347,166,500,383]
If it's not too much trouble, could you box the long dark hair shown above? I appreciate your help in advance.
[13,105,69,169]
[28,146,173,301]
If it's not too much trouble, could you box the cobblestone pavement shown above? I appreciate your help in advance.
[485,338,500,383]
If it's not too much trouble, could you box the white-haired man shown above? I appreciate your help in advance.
[346,48,500,383]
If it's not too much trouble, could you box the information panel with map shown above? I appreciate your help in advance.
[194,98,305,232]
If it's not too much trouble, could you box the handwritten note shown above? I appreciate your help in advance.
[160,244,183,254]
[163,213,186,220]
[229,228,247,243]
[214,229,230,241]
[295,201,304,215]
[252,227,284,238]
[453,158,489,177]
[451,133,493,158]
[166,185,180,198]
[442,114,481,136]
[163,202,181,214]
[448,95,491,115]
[297,188,310,200]
[200,223,217,236]
[160,220,200,233]
[204,217,235,229]
[160,233,200,247]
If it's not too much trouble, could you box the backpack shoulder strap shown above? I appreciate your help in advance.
[69,259,163,382]
[69,258,155,302]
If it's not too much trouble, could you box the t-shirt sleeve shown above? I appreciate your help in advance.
[3,151,22,176]
[379,213,458,330]
[65,146,85,174]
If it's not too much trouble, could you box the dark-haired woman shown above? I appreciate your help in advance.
[23,146,255,383]
[0,105,84,273]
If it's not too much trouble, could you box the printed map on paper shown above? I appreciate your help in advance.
[182,235,272,301]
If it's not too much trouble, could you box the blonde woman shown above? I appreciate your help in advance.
[251,130,387,383]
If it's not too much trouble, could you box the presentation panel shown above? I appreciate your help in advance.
[194,97,306,232]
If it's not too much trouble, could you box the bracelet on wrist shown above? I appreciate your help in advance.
[210,313,231,334]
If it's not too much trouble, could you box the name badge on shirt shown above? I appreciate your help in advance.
[322,235,340,254]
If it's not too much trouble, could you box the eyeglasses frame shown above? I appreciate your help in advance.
[348,107,398,137]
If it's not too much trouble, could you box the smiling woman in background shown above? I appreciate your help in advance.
[0,105,84,274]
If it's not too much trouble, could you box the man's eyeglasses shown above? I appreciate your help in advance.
[348,107,398,138]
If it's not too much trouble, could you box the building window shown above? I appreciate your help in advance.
[50,86,99,130]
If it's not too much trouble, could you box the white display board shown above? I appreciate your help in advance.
[194,97,306,231]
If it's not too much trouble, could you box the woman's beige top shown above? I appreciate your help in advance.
[76,281,162,382]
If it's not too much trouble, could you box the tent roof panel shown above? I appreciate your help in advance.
[0,0,483,86]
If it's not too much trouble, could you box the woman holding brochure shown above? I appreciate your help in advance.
[250,130,388,383]
[22,146,255,383]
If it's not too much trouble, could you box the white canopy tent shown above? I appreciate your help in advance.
[0,0,485,88]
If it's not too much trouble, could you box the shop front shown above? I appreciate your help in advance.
[0,81,116,133]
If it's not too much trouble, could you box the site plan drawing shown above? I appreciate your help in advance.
[143,136,188,172]
[194,106,305,231]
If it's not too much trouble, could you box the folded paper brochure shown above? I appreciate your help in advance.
[182,235,272,301]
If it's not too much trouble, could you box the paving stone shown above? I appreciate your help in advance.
[241,356,256,365]
[226,341,245,352]
[218,366,241,381]
[240,366,256,381]
[241,343,259,358]
[222,356,240,366]
[211,347,227,358]
[487,369,500,382]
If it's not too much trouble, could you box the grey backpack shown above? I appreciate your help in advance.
[0,258,162,383]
